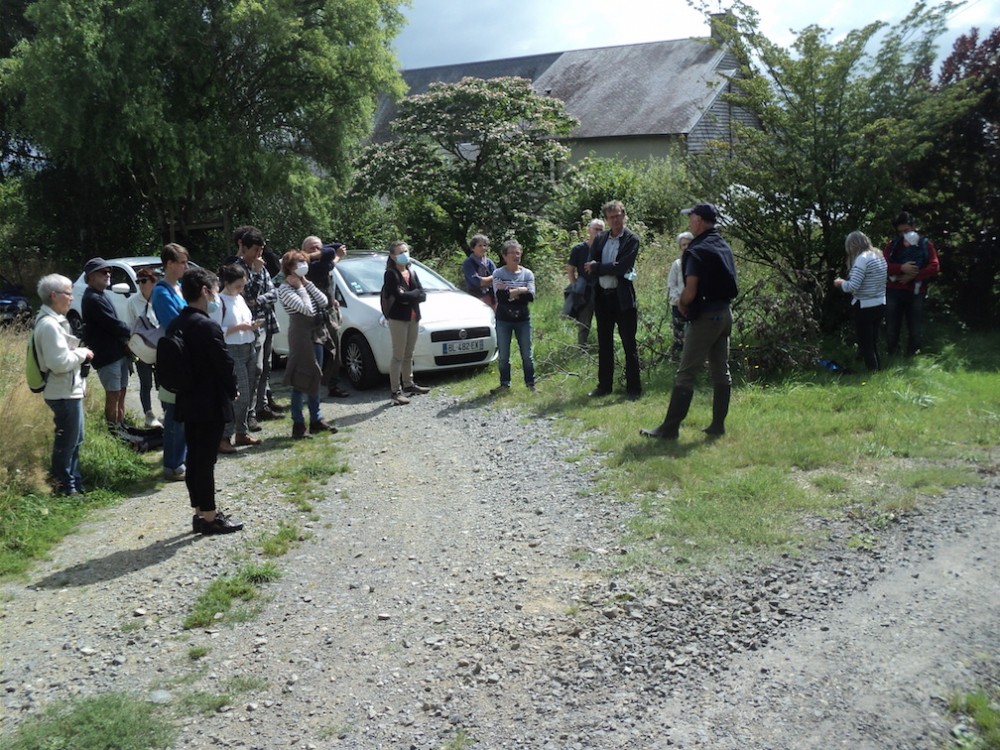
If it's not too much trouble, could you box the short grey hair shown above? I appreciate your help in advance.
[500,239,522,257]
[470,234,490,249]
[301,235,321,251]
[37,273,71,303]
[588,218,605,231]
[676,231,694,247]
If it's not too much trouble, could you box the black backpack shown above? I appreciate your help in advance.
[156,321,194,394]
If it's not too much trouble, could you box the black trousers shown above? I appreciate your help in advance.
[184,420,224,512]
[594,288,641,394]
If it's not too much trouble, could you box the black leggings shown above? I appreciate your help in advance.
[854,304,885,372]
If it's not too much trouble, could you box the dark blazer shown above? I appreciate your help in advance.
[382,266,425,322]
[588,227,640,311]
[172,307,237,424]
[81,286,130,368]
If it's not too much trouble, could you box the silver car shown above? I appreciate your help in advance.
[272,252,497,389]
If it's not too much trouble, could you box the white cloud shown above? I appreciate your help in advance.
[394,0,1000,69]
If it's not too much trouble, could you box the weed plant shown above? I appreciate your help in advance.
[949,687,1000,749]
[182,562,281,629]
[0,692,175,750]
[264,442,349,513]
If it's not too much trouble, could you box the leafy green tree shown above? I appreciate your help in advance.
[545,157,641,231]
[689,0,972,328]
[907,26,1000,328]
[1,0,404,248]
[353,76,579,257]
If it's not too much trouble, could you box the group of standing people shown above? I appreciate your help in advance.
[833,211,940,372]
[30,224,352,535]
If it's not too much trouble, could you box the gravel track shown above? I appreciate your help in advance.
[1,384,997,749]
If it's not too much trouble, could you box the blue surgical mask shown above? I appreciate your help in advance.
[207,297,221,315]
[395,252,410,266]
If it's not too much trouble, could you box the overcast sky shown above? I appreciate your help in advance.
[393,0,998,69]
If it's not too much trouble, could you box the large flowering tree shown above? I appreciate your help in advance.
[354,76,579,255]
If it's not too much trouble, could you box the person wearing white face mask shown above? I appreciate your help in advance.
[382,241,429,405]
[277,250,337,438]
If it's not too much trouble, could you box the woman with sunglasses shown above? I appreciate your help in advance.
[124,268,162,427]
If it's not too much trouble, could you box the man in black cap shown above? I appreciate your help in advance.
[641,203,738,440]
[80,257,131,431]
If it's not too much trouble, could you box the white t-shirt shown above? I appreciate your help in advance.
[214,292,256,345]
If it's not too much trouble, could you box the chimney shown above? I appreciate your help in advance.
[710,11,736,43]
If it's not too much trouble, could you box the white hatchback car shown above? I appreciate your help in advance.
[68,256,167,336]
[272,252,497,389]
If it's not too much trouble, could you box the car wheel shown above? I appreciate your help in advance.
[343,333,378,390]
[66,310,84,339]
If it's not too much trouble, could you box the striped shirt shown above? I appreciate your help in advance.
[841,250,888,308]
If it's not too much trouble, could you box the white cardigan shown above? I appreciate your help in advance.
[33,306,90,400]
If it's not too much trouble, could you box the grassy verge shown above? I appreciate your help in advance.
[454,280,999,570]
[0,693,175,750]
[950,687,1000,749]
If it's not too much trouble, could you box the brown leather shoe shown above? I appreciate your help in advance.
[310,419,338,434]
[256,407,280,421]
[218,438,237,455]
[234,433,262,446]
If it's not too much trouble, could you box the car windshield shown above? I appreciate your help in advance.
[337,255,456,295]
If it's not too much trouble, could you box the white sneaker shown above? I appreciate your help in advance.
[145,410,163,428]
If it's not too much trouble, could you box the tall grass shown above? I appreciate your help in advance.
[0,325,52,495]
[0,325,155,579]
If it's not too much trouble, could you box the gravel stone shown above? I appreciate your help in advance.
[1,385,998,749]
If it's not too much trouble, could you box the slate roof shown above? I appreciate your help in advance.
[535,39,733,139]
[373,37,735,143]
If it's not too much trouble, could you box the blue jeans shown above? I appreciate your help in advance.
[161,400,187,474]
[45,398,84,494]
[136,361,155,413]
[496,318,535,386]
[290,344,324,424]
